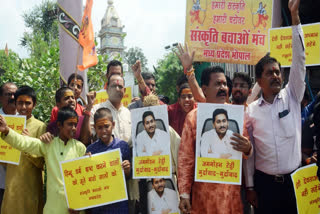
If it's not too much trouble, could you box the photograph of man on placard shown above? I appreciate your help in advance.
[135,109,170,157]
[147,178,179,214]
[199,108,242,160]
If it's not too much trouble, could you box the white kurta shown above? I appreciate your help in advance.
[200,129,241,159]
[136,129,170,157]
[147,188,179,214]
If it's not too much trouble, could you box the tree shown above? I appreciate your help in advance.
[154,51,183,104]
[124,47,149,72]
[20,1,59,59]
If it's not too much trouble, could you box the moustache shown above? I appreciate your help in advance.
[233,90,243,96]
[270,79,281,86]
[8,99,15,104]
[219,126,226,130]
[217,90,227,97]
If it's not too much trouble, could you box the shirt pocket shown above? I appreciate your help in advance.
[276,111,295,138]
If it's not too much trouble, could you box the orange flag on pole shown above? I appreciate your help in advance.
[77,0,98,71]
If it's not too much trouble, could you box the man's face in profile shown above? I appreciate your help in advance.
[213,113,228,137]
[152,178,165,195]
[143,115,156,136]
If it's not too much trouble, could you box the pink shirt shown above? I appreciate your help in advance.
[244,24,306,187]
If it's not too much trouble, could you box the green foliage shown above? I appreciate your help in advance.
[0,41,60,122]
[124,47,149,72]
[154,51,183,104]
[0,0,60,123]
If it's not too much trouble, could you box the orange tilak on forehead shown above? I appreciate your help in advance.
[71,79,82,85]
[16,95,32,102]
[65,117,78,123]
[64,90,74,97]
[181,88,192,95]
[95,118,109,127]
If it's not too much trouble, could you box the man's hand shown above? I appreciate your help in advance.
[86,91,96,111]
[21,129,30,136]
[208,145,213,154]
[175,43,195,70]
[220,153,232,159]
[230,133,252,155]
[152,150,162,156]
[288,0,300,25]
[0,115,9,135]
[246,189,258,208]
[131,60,142,78]
[39,132,54,144]
[161,208,172,214]
[179,197,191,214]
[85,152,92,157]
[68,209,80,214]
[122,160,131,176]
[131,97,140,103]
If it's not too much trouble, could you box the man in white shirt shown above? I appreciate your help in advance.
[244,1,304,213]
[0,82,17,211]
[136,111,170,157]
[147,178,179,214]
[200,108,241,159]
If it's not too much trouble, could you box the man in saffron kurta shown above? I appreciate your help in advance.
[177,67,252,214]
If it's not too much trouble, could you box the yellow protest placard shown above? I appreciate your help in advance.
[185,0,273,65]
[93,87,132,107]
[269,23,320,67]
[0,115,26,165]
[60,149,128,210]
[196,157,241,184]
[134,155,171,178]
[291,164,320,214]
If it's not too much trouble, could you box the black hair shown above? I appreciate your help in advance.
[141,72,155,81]
[142,111,155,124]
[176,74,188,88]
[212,108,228,122]
[178,83,191,97]
[55,87,73,103]
[0,82,17,96]
[233,72,252,89]
[67,73,84,86]
[107,74,125,87]
[94,107,113,123]
[57,107,78,125]
[226,75,232,97]
[255,53,281,79]
[14,86,37,104]
[201,66,225,87]
[151,178,164,185]
[107,60,123,77]
[158,95,170,104]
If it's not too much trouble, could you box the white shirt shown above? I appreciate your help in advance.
[136,129,170,157]
[244,24,305,187]
[200,129,241,159]
[147,188,179,214]
[90,100,132,144]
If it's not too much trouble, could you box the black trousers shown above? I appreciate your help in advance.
[0,188,4,214]
[254,170,297,214]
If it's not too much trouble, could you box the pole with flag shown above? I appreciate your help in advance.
[77,0,98,71]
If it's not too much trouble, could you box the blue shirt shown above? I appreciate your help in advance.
[86,136,131,214]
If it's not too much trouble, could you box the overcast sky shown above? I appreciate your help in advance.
[0,0,186,70]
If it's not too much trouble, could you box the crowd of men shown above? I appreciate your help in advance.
[0,0,319,213]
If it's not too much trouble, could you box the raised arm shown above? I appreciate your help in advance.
[175,43,206,103]
[132,60,150,97]
[288,0,305,102]
[80,91,96,145]
[0,115,46,157]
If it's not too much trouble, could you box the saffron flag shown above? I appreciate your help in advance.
[77,0,98,71]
